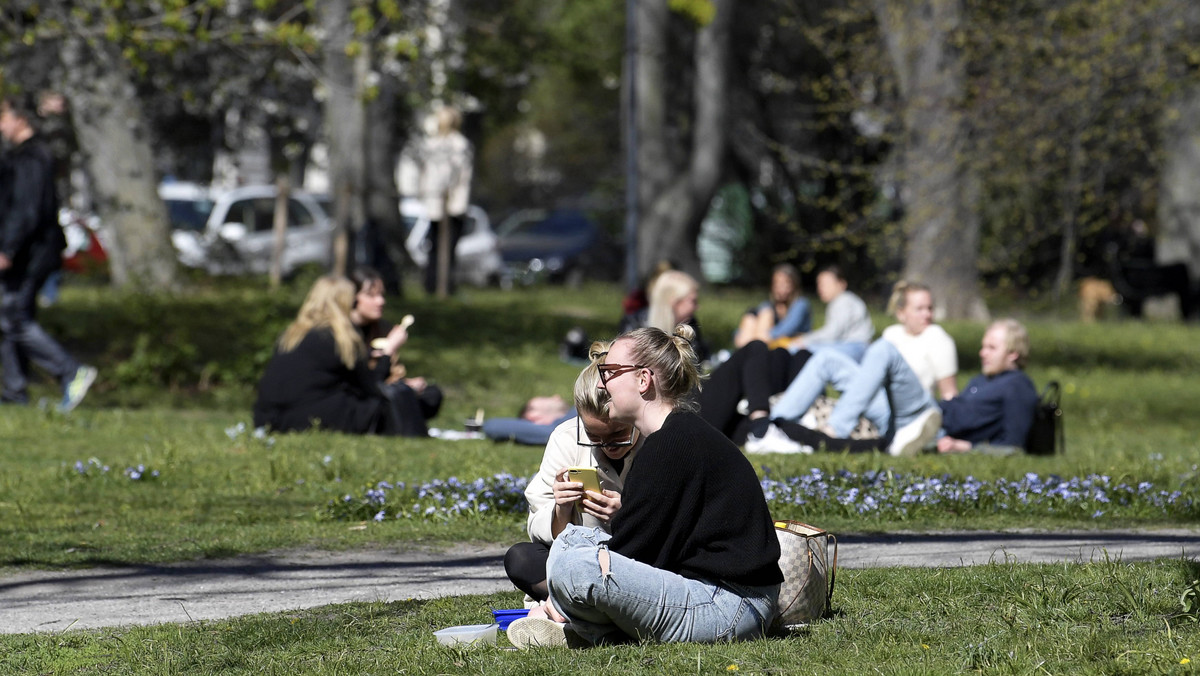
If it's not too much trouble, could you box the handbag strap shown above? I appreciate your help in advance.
[1042,380,1061,407]
[1043,380,1064,455]
[826,534,838,604]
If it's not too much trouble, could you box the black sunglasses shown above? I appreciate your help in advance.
[576,417,639,449]
[597,363,652,384]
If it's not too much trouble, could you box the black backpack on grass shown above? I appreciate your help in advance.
[1025,381,1064,455]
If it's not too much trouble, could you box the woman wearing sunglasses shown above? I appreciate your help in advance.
[503,341,643,604]
[507,325,781,649]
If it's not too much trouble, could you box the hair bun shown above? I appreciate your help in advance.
[672,323,696,344]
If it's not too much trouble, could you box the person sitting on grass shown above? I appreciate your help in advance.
[617,269,711,363]
[732,263,811,349]
[349,266,442,436]
[253,275,425,436]
[745,281,959,454]
[697,338,811,445]
[787,264,874,361]
[506,325,782,649]
[749,318,1038,456]
[483,394,575,446]
[503,341,643,603]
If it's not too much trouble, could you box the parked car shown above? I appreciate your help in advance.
[160,182,333,276]
[495,208,621,286]
[400,197,504,287]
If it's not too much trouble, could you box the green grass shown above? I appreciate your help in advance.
[3,560,1198,674]
[2,279,1198,570]
[2,276,1199,667]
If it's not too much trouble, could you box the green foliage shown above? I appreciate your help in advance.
[1182,579,1200,622]
[669,0,716,26]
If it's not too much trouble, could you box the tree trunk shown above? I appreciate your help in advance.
[269,176,290,289]
[364,73,406,294]
[876,0,987,320]
[1158,84,1200,280]
[320,0,368,277]
[60,36,177,289]
[635,0,733,281]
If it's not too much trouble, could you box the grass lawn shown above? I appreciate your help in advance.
[3,560,1198,674]
[1,275,1197,670]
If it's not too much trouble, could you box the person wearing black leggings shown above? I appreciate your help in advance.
[697,340,811,444]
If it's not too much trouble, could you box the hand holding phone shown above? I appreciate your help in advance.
[566,466,602,495]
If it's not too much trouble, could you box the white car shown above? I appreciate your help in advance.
[400,197,504,287]
[161,182,333,276]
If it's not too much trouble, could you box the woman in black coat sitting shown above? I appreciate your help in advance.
[349,266,442,435]
[252,275,426,436]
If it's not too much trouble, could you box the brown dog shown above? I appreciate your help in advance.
[1079,277,1121,322]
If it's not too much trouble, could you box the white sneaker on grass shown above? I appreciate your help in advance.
[887,407,942,457]
[507,616,584,649]
[744,423,813,455]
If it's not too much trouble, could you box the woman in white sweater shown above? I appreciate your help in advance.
[504,341,643,602]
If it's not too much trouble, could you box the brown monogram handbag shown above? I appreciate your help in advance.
[772,520,837,630]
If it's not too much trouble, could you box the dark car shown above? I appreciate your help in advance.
[496,208,621,286]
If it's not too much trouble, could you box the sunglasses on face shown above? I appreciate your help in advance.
[576,418,639,450]
[597,363,653,384]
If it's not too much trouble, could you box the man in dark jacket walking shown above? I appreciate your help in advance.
[0,93,95,411]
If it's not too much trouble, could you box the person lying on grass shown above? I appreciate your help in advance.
[482,394,574,446]
[503,341,643,603]
[748,318,1038,456]
[506,325,782,648]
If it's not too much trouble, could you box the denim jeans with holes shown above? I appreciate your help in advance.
[545,525,779,645]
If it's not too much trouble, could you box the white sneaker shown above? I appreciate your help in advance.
[744,423,813,455]
[887,407,942,457]
[507,616,577,649]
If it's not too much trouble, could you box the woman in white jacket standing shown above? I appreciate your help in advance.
[504,341,643,602]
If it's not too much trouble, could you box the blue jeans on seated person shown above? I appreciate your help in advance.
[482,410,575,446]
[805,340,868,363]
[772,339,936,439]
[546,525,779,645]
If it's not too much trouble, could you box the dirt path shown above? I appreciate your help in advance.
[2,529,1196,634]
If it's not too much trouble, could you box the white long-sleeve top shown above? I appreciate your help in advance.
[417,131,473,220]
[525,417,641,545]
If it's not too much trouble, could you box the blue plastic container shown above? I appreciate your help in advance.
[491,608,530,631]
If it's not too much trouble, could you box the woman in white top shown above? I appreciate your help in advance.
[504,341,643,602]
[880,281,959,400]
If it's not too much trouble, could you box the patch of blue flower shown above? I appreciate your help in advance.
[326,473,530,521]
[758,468,1198,519]
[67,458,160,481]
[326,467,1197,522]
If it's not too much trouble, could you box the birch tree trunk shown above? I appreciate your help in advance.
[60,36,176,289]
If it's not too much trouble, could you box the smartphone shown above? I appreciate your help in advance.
[566,467,602,496]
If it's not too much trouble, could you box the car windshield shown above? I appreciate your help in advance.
[165,198,214,232]
[501,211,591,238]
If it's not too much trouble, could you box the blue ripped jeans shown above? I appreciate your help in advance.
[545,525,779,645]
